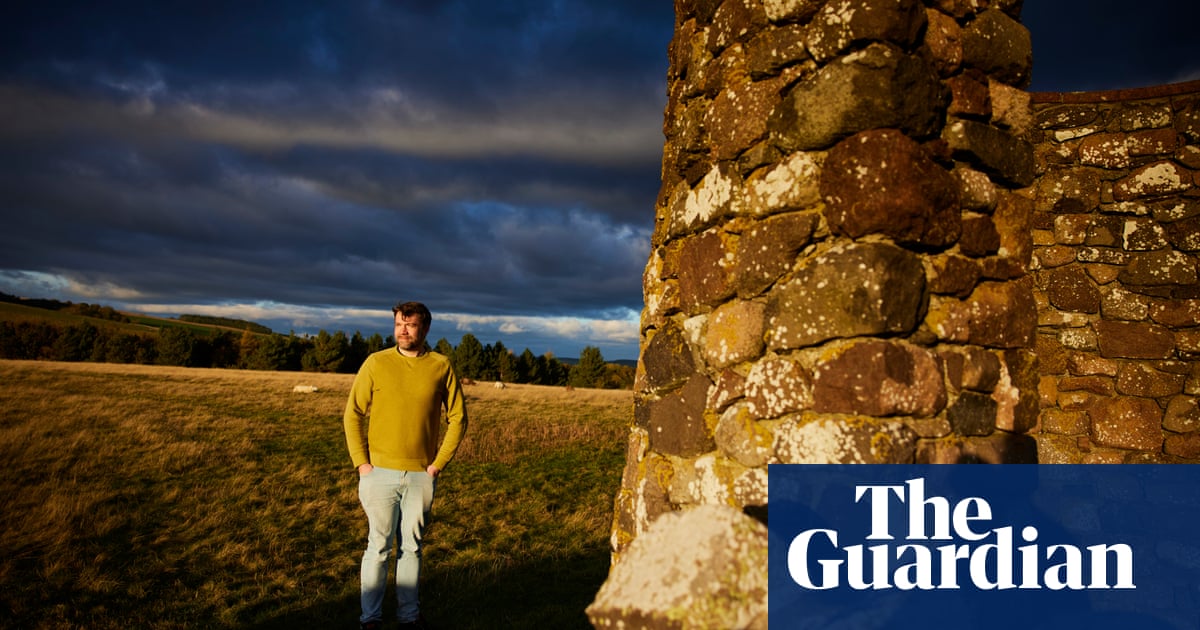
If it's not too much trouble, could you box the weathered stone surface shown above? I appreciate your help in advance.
[1115,363,1186,398]
[715,404,775,467]
[1033,166,1101,214]
[960,9,1032,86]
[804,0,925,62]
[745,24,810,78]
[742,151,825,216]
[947,71,992,120]
[1089,396,1164,451]
[1041,408,1089,435]
[708,0,769,54]
[1058,375,1115,396]
[1095,320,1175,359]
[774,414,917,463]
[612,428,675,552]
[927,278,1038,348]
[960,214,1001,257]
[730,211,818,296]
[761,0,823,23]
[1078,132,1131,169]
[998,348,1040,434]
[1118,250,1198,287]
[943,118,1036,186]
[669,453,767,508]
[640,372,716,457]
[769,42,948,151]
[942,346,1003,392]
[917,433,1038,463]
[1035,104,1100,131]
[766,242,926,350]
[922,7,963,76]
[1165,433,1200,459]
[811,340,947,417]
[955,166,999,212]
[1101,286,1148,320]
[1122,217,1168,251]
[948,391,997,436]
[1165,216,1200,252]
[708,368,747,412]
[744,357,812,418]
[587,505,768,630]
[821,129,961,246]
[989,79,1033,135]
[706,72,782,161]
[1149,299,1200,328]
[1044,265,1100,313]
[642,323,697,392]
[1164,395,1200,433]
[676,228,735,310]
[704,299,766,369]
[928,254,982,298]
[1113,161,1193,201]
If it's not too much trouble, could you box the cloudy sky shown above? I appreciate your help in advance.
[1,1,1196,361]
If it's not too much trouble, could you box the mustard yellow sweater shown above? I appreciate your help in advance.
[343,348,467,472]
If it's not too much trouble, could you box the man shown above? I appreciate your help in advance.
[343,301,468,630]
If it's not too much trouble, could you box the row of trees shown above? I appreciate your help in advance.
[0,320,634,389]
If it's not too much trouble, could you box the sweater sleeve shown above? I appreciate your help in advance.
[431,366,468,471]
[343,359,374,469]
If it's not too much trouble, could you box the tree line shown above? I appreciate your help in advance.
[0,320,633,389]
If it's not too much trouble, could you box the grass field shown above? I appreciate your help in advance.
[0,360,633,629]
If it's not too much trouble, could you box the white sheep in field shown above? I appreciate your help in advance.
[493,381,505,389]
[292,385,319,393]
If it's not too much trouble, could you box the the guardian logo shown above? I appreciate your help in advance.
[787,477,1135,591]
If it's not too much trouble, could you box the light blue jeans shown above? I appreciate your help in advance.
[358,467,435,624]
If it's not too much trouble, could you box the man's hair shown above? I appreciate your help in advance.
[392,301,432,329]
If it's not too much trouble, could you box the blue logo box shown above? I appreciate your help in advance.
[768,465,1200,630]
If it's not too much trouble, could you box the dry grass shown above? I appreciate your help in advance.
[0,360,632,629]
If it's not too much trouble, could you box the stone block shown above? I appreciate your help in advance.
[642,322,697,392]
[811,340,947,417]
[1164,395,1200,433]
[769,42,947,151]
[730,212,818,297]
[1043,265,1100,313]
[1118,250,1198,287]
[1165,433,1200,459]
[922,7,963,76]
[960,9,1032,86]
[804,0,925,62]
[1089,396,1164,451]
[1115,363,1186,398]
[641,372,716,457]
[774,414,917,463]
[927,278,1038,349]
[1113,161,1193,201]
[704,299,766,369]
[821,128,962,245]
[588,505,768,630]
[960,214,1002,257]
[1095,320,1175,359]
[948,391,997,436]
[766,242,926,350]
[744,357,812,418]
[943,118,1036,187]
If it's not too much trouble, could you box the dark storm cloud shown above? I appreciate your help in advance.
[0,1,1194,359]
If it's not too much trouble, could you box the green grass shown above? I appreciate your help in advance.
[0,360,632,629]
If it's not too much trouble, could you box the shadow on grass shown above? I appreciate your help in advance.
[249,546,609,630]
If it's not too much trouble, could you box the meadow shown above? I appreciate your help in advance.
[0,360,633,629]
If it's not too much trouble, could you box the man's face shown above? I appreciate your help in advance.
[394,313,428,353]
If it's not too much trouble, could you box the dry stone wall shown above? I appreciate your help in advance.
[589,0,1039,626]
[1031,80,1200,463]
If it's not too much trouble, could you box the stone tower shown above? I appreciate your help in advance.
[589,0,1039,626]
